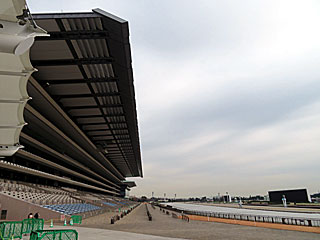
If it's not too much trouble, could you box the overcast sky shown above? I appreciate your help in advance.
[28,0,320,198]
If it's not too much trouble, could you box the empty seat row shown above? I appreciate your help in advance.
[0,181,39,193]
[102,202,117,207]
[0,190,81,205]
[42,203,101,215]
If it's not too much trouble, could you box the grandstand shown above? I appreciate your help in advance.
[0,0,142,221]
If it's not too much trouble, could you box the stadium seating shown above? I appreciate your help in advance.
[42,203,101,215]
[102,202,117,207]
[0,179,81,205]
[0,176,138,219]
[0,191,81,205]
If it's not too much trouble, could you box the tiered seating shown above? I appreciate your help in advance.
[0,178,137,218]
[0,180,36,192]
[42,203,101,215]
[117,200,129,205]
[82,194,101,201]
[0,180,81,205]
[99,197,137,208]
[38,186,70,195]
[111,197,131,206]
[0,190,81,205]
[102,202,117,207]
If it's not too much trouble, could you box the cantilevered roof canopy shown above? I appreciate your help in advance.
[29,9,142,178]
[123,181,137,188]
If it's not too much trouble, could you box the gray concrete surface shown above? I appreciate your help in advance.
[75,204,320,240]
[44,225,186,240]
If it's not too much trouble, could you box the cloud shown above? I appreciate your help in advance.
[132,100,320,197]
[28,0,320,197]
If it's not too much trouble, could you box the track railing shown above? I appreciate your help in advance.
[146,204,152,221]
[110,203,140,224]
[182,210,320,227]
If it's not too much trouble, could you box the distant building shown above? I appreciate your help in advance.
[222,194,232,203]
[310,192,320,203]
[248,195,265,201]
[268,189,310,203]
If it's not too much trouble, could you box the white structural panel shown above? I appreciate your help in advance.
[0,0,47,156]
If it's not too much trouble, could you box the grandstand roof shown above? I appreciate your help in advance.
[123,181,137,188]
[29,9,142,179]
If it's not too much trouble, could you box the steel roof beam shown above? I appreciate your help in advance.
[0,161,119,195]
[24,104,123,184]
[43,77,118,85]
[26,77,125,181]
[74,113,124,119]
[111,148,132,151]
[93,136,130,140]
[32,12,100,20]
[52,92,120,99]
[84,128,128,132]
[32,57,114,66]
[36,30,109,40]
[92,137,123,141]
[88,133,129,137]
[20,133,120,190]
[54,18,135,176]
[16,149,118,192]
[65,104,122,110]
[81,121,127,126]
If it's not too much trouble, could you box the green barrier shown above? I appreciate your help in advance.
[70,215,82,225]
[0,219,44,239]
[30,230,78,240]
[0,221,23,239]
[22,219,44,234]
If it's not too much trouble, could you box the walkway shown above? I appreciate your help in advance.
[75,203,319,240]
[45,225,185,240]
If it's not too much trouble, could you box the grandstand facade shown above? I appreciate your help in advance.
[0,3,142,220]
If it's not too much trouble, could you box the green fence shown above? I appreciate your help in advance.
[70,215,82,224]
[0,219,44,239]
[22,219,44,234]
[0,221,23,239]
[30,230,78,240]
